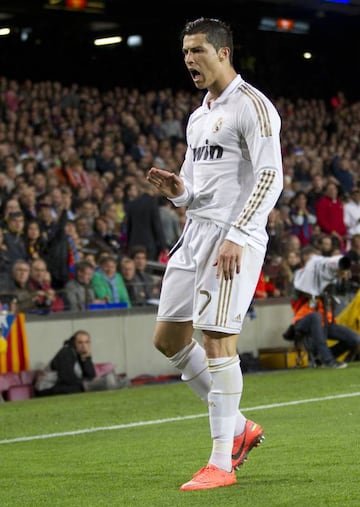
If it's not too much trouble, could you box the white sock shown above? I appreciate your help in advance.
[234,354,247,436]
[168,340,248,435]
[208,356,243,472]
[168,339,210,402]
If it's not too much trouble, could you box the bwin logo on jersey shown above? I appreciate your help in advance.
[212,117,223,133]
[192,140,223,162]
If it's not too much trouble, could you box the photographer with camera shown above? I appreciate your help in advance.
[287,245,360,368]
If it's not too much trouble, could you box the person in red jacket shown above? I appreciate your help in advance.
[254,268,281,299]
[315,181,347,251]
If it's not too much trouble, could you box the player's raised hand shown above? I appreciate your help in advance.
[147,167,185,199]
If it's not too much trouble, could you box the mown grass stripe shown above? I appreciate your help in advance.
[1,391,359,445]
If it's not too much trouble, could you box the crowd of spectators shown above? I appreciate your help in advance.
[0,76,359,313]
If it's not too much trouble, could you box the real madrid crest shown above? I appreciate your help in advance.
[212,117,223,133]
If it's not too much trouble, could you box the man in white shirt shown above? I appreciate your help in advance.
[344,187,360,238]
[147,17,283,491]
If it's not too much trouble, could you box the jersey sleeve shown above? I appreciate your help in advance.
[169,143,194,208]
[226,94,283,246]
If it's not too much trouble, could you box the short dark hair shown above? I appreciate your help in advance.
[75,260,95,275]
[300,245,317,258]
[181,17,234,63]
[129,244,148,258]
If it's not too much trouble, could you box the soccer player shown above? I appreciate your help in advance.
[147,17,283,491]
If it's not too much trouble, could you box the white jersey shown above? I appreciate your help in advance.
[344,199,360,237]
[293,254,343,296]
[171,74,283,253]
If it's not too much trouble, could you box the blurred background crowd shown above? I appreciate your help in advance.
[0,75,359,313]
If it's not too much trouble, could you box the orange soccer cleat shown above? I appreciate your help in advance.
[180,464,237,491]
[232,419,265,470]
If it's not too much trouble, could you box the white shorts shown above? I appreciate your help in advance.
[157,219,265,334]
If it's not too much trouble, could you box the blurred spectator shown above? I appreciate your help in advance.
[91,215,123,257]
[91,255,131,307]
[64,220,83,279]
[83,251,97,268]
[38,199,81,289]
[129,244,161,301]
[0,198,22,230]
[74,216,97,252]
[343,187,360,238]
[111,182,127,236]
[55,156,92,196]
[158,195,182,250]
[8,260,35,313]
[0,226,12,292]
[306,173,325,214]
[159,107,185,145]
[345,233,360,264]
[3,211,28,266]
[51,186,76,221]
[36,201,59,243]
[0,172,11,206]
[254,268,281,299]
[95,145,117,175]
[18,185,38,223]
[123,182,139,212]
[276,249,302,296]
[125,183,166,260]
[24,219,47,261]
[289,190,317,246]
[75,198,98,227]
[344,233,360,286]
[120,256,149,306]
[101,201,124,238]
[33,171,48,197]
[282,234,302,256]
[329,154,354,195]
[315,182,347,250]
[28,258,64,313]
[64,260,98,311]
[266,208,288,261]
[317,233,342,257]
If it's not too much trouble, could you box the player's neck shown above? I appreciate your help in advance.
[207,69,237,102]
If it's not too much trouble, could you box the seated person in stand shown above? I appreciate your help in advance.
[8,259,34,313]
[35,330,128,396]
[64,260,100,311]
[120,256,149,306]
[129,244,161,302]
[28,258,64,313]
[91,255,132,307]
[254,268,281,299]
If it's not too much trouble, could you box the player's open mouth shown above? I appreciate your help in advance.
[190,69,201,81]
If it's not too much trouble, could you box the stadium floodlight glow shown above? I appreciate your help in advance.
[127,35,143,48]
[94,35,122,46]
[0,27,10,36]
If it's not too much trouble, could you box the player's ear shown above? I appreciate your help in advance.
[219,47,228,61]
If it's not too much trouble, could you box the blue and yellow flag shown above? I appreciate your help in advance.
[0,313,30,373]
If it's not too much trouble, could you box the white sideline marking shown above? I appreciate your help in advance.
[1,391,359,445]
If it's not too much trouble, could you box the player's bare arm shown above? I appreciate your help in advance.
[213,239,243,281]
[147,167,185,199]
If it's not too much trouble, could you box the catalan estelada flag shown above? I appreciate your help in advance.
[0,313,30,373]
